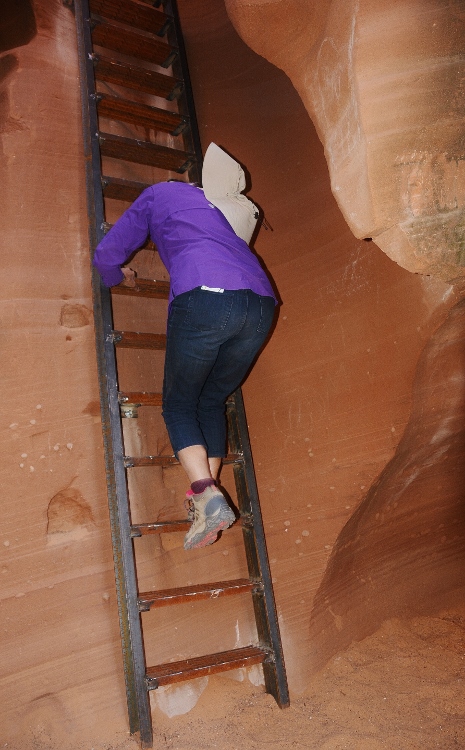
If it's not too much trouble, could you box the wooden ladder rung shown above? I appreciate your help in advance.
[118,391,163,406]
[131,520,190,537]
[111,278,170,299]
[99,132,195,172]
[131,517,248,538]
[145,646,269,689]
[124,452,242,468]
[102,175,150,202]
[124,455,178,468]
[90,0,171,37]
[97,93,187,136]
[112,330,166,349]
[138,578,256,611]
[92,21,175,67]
[94,57,182,101]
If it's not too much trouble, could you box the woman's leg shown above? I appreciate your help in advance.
[163,289,275,458]
[177,444,221,483]
[162,289,234,457]
[162,289,275,549]
[196,291,276,455]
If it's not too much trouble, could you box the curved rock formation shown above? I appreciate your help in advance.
[225,0,465,281]
[308,296,465,670]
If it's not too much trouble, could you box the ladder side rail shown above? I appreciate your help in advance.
[74,1,153,745]
[164,0,203,182]
[232,460,286,703]
[229,389,290,707]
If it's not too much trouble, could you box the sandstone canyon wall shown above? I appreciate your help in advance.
[226,0,465,281]
[1,0,465,746]
[1,1,133,745]
[179,0,465,685]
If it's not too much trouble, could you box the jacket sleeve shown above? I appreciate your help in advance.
[92,187,154,287]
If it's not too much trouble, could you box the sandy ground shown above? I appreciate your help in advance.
[8,608,465,750]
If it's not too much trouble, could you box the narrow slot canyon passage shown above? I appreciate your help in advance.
[1,0,465,748]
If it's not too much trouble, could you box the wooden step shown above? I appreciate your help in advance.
[138,578,256,611]
[124,452,242,468]
[99,132,194,172]
[111,278,170,298]
[118,390,163,406]
[94,56,182,100]
[92,21,176,67]
[131,520,190,537]
[124,454,177,468]
[102,175,150,202]
[112,330,167,349]
[145,646,268,689]
[97,93,187,135]
[90,0,171,37]
[131,515,250,537]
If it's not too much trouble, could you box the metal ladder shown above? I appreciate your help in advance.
[73,0,289,746]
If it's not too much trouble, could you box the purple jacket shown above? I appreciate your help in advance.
[93,181,277,304]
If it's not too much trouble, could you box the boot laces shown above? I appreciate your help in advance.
[184,497,195,523]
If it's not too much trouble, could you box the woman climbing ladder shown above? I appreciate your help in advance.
[93,143,277,549]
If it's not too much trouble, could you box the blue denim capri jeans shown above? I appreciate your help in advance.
[162,287,275,457]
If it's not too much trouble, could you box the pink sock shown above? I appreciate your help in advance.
[191,478,216,494]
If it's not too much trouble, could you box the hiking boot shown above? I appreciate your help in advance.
[184,485,236,550]
[184,489,195,522]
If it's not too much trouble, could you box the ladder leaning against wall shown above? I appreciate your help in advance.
[73,0,289,746]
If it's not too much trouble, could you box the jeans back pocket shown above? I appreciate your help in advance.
[177,288,235,332]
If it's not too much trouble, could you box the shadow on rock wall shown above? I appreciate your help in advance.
[309,295,465,672]
[0,0,37,54]
[0,0,36,133]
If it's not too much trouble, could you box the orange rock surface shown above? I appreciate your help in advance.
[1,0,465,747]
[226,0,465,280]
